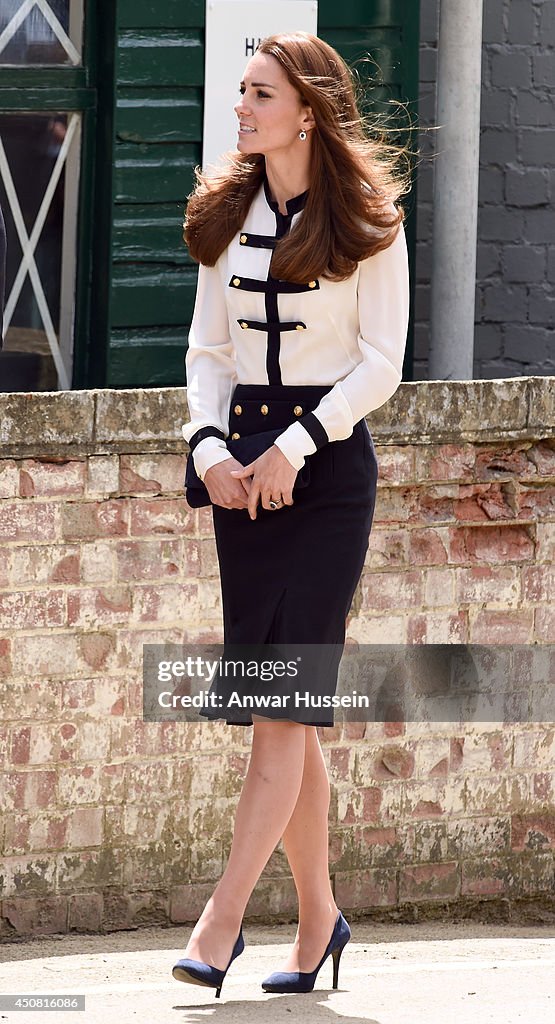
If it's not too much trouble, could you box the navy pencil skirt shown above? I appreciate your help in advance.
[200,382,379,727]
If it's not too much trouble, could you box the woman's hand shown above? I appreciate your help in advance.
[203,457,252,510]
[230,445,297,520]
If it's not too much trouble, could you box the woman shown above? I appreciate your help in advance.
[173,31,410,996]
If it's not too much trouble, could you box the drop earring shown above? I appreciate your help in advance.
[299,130,307,141]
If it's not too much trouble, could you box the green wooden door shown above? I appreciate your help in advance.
[97,0,419,389]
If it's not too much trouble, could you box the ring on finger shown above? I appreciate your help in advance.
[268,496,283,510]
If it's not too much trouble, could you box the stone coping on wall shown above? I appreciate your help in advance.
[0,377,552,458]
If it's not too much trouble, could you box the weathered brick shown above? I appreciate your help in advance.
[61,500,129,540]
[465,773,531,815]
[513,728,555,771]
[536,524,552,565]
[373,447,415,483]
[86,455,120,496]
[67,586,132,628]
[129,497,192,537]
[413,821,448,862]
[11,771,58,811]
[0,461,19,498]
[415,444,476,482]
[365,527,409,568]
[19,459,86,498]
[404,777,465,819]
[80,541,114,584]
[456,565,521,605]
[461,856,517,896]
[0,590,66,630]
[534,605,555,642]
[407,527,450,566]
[448,817,511,859]
[475,446,532,480]
[399,861,459,902]
[58,848,122,891]
[518,484,555,519]
[68,892,103,932]
[470,608,533,643]
[361,570,424,611]
[407,610,467,643]
[337,785,382,826]
[2,896,68,936]
[10,544,80,586]
[448,525,535,564]
[0,502,60,542]
[115,539,182,581]
[511,813,555,851]
[522,564,555,602]
[11,632,117,680]
[335,867,397,909]
[131,581,198,618]
[411,737,451,779]
[66,807,104,848]
[119,454,187,496]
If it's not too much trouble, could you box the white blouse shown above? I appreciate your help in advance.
[182,178,410,480]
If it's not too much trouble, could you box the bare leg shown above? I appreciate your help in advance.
[181,716,307,970]
[274,726,339,972]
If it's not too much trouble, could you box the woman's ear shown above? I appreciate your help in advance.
[300,105,316,133]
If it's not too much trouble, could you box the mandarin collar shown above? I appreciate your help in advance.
[263,174,309,217]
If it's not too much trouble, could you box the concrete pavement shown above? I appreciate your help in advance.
[1,918,554,1023]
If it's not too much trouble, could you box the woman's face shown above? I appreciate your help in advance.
[234,52,310,156]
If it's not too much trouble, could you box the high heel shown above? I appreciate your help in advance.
[172,926,245,998]
[261,910,351,994]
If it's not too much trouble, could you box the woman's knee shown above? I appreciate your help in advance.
[252,715,308,740]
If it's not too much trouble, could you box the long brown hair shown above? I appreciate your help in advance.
[184,32,413,282]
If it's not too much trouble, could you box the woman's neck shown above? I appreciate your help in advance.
[264,156,311,216]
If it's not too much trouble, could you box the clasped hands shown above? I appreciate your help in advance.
[203,445,298,520]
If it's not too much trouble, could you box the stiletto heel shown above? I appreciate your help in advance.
[261,910,351,994]
[333,937,342,987]
[172,926,244,997]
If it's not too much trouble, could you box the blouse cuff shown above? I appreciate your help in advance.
[273,420,318,471]
[191,436,234,481]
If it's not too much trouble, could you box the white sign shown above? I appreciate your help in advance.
[203,0,318,170]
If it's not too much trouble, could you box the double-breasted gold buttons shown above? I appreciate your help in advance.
[294,405,303,416]
[308,280,317,288]
[232,277,241,286]
[240,234,247,244]
[296,324,305,331]
[260,404,269,415]
[240,321,248,329]
[231,432,240,440]
[233,404,242,415]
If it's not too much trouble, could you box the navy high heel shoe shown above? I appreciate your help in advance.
[261,910,351,993]
[172,927,244,998]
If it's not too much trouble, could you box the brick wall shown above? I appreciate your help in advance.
[417,0,555,379]
[0,379,554,938]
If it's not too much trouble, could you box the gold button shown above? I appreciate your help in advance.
[260,404,269,415]
[294,405,303,416]
[296,324,305,331]
[231,432,240,440]
[233,277,241,286]
[234,404,242,415]
[240,321,248,329]
[308,280,317,288]
[240,234,247,244]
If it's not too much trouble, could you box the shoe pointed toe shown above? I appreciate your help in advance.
[261,911,351,994]
[172,926,244,996]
